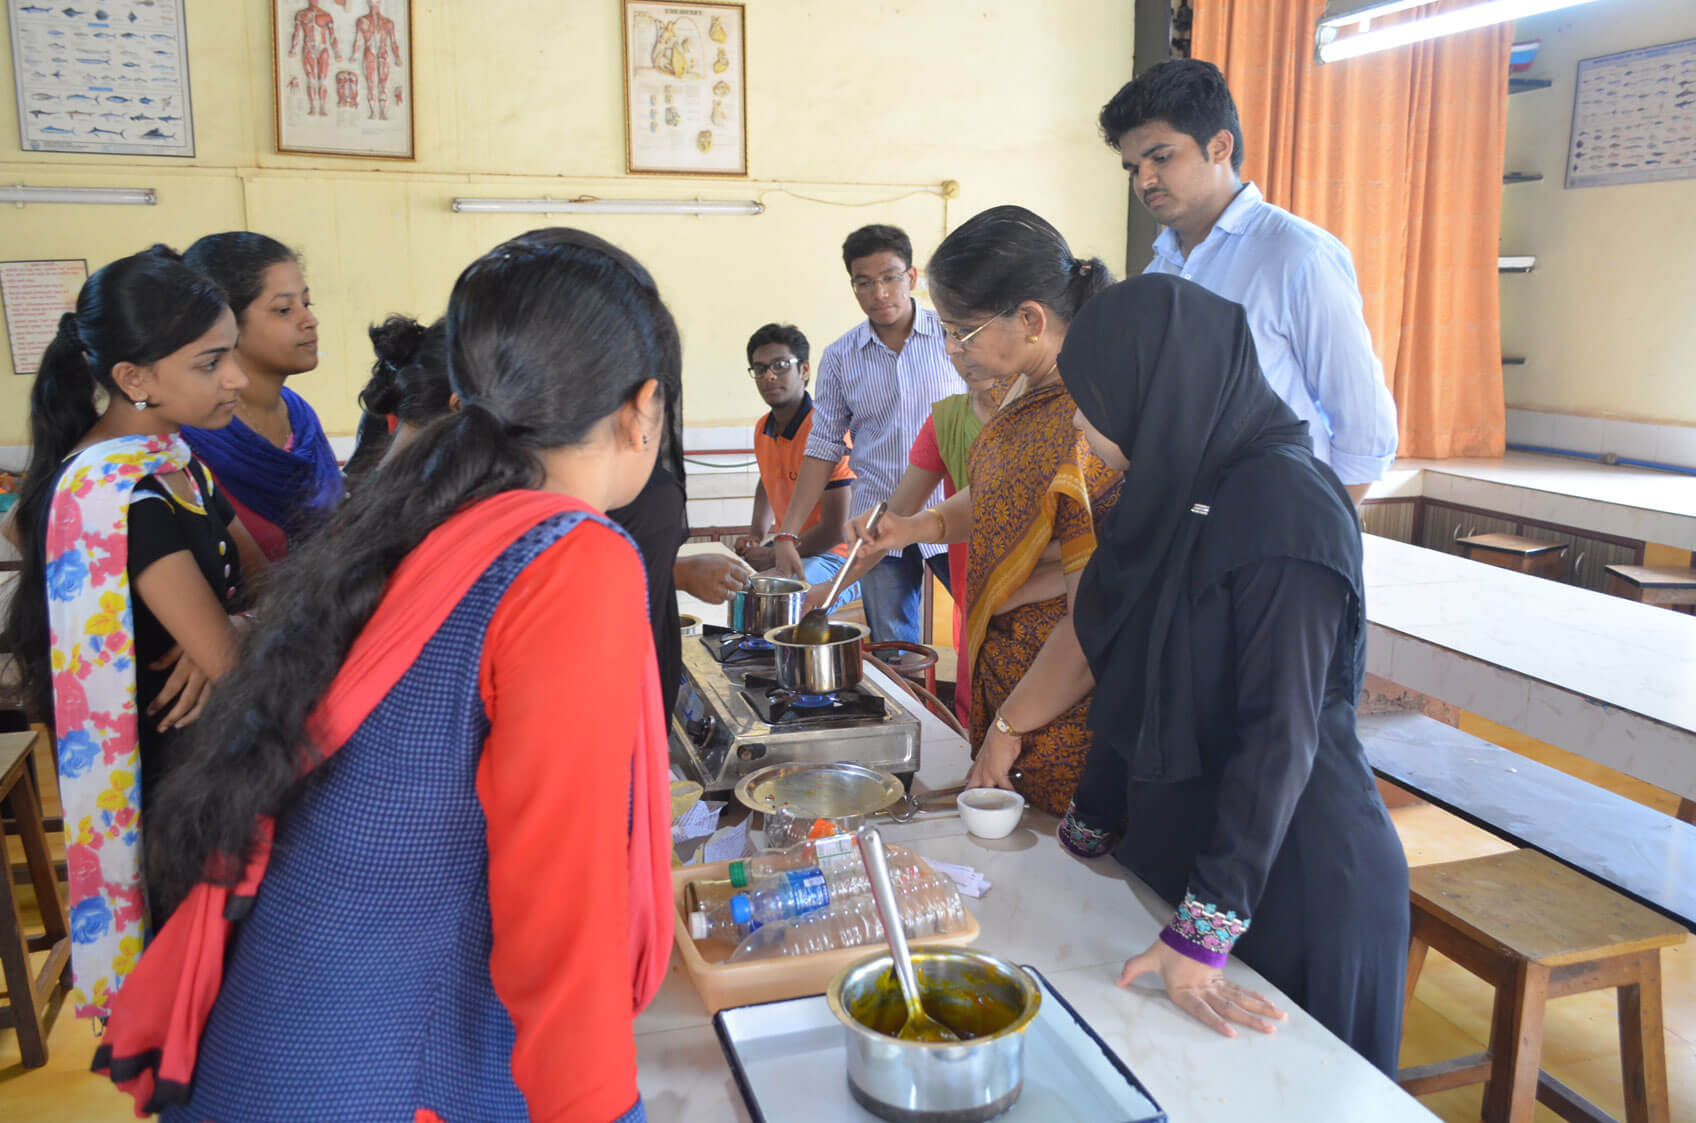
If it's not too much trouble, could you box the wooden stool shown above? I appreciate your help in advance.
[1397,849,1687,1122]
[1458,533,1569,580]
[1604,565,1696,613]
[0,729,72,1068]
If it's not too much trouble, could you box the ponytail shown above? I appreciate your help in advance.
[2,247,226,727]
[1060,255,1114,322]
[146,228,683,910]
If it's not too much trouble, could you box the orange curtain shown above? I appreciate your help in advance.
[1192,1,1509,458]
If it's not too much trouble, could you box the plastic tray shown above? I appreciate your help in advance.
[671,859,980,1015]
[712,965,1166,1122]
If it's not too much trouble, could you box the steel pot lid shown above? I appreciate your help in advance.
[733,761,905,821]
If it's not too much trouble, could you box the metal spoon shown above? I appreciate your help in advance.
[857,823,960,1043]
[792,501,887,644]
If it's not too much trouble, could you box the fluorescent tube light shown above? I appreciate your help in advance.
[0,184,156,206]
[451,197,763,216]
[1316,0,1602,64]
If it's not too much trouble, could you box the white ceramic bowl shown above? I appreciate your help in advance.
[956,788,1026,839]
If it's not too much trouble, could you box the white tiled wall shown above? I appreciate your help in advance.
[1506,408,1696,471]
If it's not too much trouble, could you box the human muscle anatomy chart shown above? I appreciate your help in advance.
[287,0,340,117]
[349,0,402,121]
[272,0,411,157]
[624,1,744,174]
[7,0,196,156]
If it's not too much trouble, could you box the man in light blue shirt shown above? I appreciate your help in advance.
[1100,59,1398,500]
[771,224,963,642]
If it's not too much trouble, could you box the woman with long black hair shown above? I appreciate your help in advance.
[95,229,679,1122]
[2,246,253,1019]
[1056,274,1408,1075]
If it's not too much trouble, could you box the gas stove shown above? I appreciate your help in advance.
[669,627,921,795]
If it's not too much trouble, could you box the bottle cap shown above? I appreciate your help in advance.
[730,895,753,925]
[689,911,709,940]
[728,861,749,888]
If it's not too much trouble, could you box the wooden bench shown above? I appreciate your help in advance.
[1457,532,1569,580]
[1358,711,1696,929]
[1604,565,1696,613]
[1399,849,1685,1122]
[0,728,72,1068]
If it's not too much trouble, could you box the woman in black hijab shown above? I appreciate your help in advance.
[1057,275,1408,1076]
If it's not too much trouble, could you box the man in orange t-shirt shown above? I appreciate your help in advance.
[734,324,860,610]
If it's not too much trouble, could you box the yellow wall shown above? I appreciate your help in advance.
[1501,2,1696,425]
[0,1,1134,446]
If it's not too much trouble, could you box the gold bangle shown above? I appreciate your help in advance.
[994,711,1029,739]
[924,506,947,541]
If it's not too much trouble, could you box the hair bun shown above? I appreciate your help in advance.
[142,243,184,264]
[56,311,82,344]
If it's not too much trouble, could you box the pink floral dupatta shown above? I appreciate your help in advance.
[44,433,200,1018]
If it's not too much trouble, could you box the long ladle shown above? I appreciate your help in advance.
[857,823,960,1043]
[792,500,887,644]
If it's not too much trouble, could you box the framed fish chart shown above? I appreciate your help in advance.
[1566,37,1696,190]
[623,1,747,176]
[273,0,414,159]
[8,0,196,157]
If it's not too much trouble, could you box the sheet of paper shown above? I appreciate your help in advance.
[699,817,754,865]
[671,798,722,845]
[0,259,87,376]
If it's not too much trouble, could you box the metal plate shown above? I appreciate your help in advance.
[713,966,1166,1123]
[734,761,906,820]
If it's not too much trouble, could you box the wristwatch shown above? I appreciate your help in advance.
[993,711,1028,738]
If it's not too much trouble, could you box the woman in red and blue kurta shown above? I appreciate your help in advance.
[95,228,682,1122]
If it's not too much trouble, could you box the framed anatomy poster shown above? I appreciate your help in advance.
[7,0,196,157]
[272,0,414,159]
[623,1,747,175]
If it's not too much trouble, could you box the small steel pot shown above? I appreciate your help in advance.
[677,613,702,637]
[828,948,1041,1123]
[764,621,866,695]
[729,576,805,635]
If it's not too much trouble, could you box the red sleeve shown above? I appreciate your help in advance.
[477,522,652,1122]
[909,414,943,472]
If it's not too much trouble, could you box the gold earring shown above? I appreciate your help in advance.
[1027,335,1039,344]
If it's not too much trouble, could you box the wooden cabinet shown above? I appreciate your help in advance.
[1404,499,1643,591]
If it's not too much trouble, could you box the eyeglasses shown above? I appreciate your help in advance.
[748,357,803,378]
[942,309,1013,348]
[850,269,910,294]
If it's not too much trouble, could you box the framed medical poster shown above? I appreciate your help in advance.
[8,0,196,157]
[273,0,414,159]
[623,1,747,175]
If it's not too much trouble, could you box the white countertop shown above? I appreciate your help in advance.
[1363,534,1696,801]
[635,726,1435,1122]
[1366,453,1696,550]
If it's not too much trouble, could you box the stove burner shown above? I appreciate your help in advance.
[700,627,776,666]
[741,674,888,725]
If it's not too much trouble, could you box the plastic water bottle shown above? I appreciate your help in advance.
[689,852,933,942]
[726,833,860,885]
[726,877,970,962]
[688,868,834,941]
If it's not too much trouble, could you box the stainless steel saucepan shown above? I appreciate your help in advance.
[763,621,867,695]
[729,575,806,635]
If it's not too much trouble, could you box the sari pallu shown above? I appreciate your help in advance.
[963,382,1121,816]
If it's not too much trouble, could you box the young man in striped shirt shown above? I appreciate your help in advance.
[771,225,964,643]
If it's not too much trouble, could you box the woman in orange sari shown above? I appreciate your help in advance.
[851,206,1119,815]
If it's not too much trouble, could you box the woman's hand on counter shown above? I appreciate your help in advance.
[964,726,1023,791]
[674,554,753,604]
[1117,938,1286,1038]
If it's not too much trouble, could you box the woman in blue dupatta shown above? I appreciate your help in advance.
[181,232,343,560]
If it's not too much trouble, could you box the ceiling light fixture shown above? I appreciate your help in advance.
[1316,0,1602,64]
[0,184,157,206]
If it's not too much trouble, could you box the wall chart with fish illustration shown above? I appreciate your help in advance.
[1566,36,1696,189]
[7,0,195,157]
[623,1,746,175]
[272,0,413,159]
